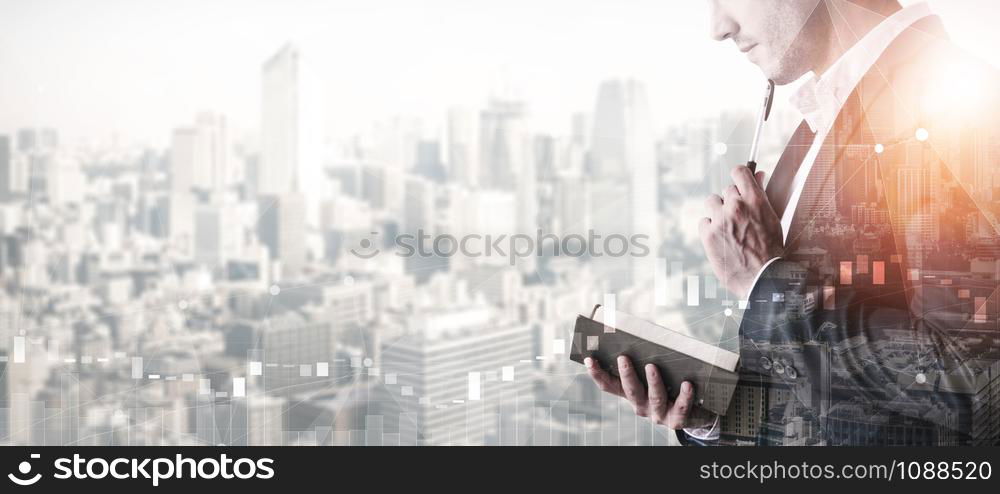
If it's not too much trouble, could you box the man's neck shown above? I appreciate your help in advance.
[812,0,903,76]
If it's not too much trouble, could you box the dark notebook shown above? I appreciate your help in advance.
[570,305,739,416]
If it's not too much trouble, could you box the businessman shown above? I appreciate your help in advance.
[587,0,1000,445]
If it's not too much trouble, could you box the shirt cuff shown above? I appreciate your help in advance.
[746,257,781,300]
[683,415,720,441]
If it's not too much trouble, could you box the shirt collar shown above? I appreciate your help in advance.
[790,2,933,133]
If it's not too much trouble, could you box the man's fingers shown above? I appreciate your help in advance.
[585,357,623,397]
[704,194,723,212]
[731,166,762,198]
[755,170,767,187]
[617,355,648,413]
[699,217,712,238]
[645,364,669,421]
[722,184,740,202]
[667,381,695,429]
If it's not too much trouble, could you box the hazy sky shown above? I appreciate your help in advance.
[1,0,997,148]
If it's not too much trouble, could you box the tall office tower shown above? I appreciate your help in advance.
[590,80,653,179]
[553,176,589,236]
[897,167,939,261]
[447,106,479,188]
[194,201,240,267]
[589,79,659,290]
[479,97,527,190]
[224,312,335,396]
[359,163,387,210]
[971,360,1000,446]
[0,135,10,200]
[414,140,446,182]
[403,176,448,281]
[173,114,230,195]
[0,350,7,444]
[403,175,438,238]
[168,191,195,255]
[516,135,538,274]
[367,117,420,218]
[571,112,590,150]
[170,127,198,194]
[534,134,557,182]
[556,113,590,178]
[379,306,535,445]
[25,154,49,199]
[260,43,323,206]
[195,392,285,446]
[16,129,36,153]
[257,193,307,280]
[534,135,557,233]
[41,155,84,205]
[195,112,230,193]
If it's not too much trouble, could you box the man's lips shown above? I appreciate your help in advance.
[739,43,758,54]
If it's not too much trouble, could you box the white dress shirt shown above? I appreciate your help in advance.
[684,2,933,442]
[780,2,932,242]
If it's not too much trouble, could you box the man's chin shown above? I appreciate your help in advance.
[760,64,804,86]
[757,58,811,86]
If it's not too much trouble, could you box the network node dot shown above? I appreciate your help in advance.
[915,128,929,142]
[363,358,373,367]
[915,373,927,384]
[269,285,281,296]
[714,142,728,156]
[874,143,884,154]
[177,300,188,310]
[724,308,733,317]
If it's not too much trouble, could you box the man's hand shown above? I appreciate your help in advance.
[585,355,712,429]
[700,166,784,298]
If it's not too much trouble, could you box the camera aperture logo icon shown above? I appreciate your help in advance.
[8,454,41,486]
[350,232,380,259]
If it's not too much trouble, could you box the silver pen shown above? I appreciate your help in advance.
[747,79,775,173]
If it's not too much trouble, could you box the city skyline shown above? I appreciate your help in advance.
[0,0,998,447]
[2,0,997,148]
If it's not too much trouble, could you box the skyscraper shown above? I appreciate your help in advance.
[260,43,323,205]
[0,135,10,200]
[479,97,526,190]
[379,306,535,445]
[194,201,240,267]
[194,112,230,193]
[447,106,479,188]
[170,127,198,195]
[0,350,7,443]
[257,193,307,280]
[589,79,659,290]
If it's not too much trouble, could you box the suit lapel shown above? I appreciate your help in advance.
[766,120,815,221]
[782,16,947,253]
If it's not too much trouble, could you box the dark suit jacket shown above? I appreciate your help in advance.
[713,16,1000,446]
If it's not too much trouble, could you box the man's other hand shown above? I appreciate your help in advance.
[586,355,708,429]
[700,166,784,298]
